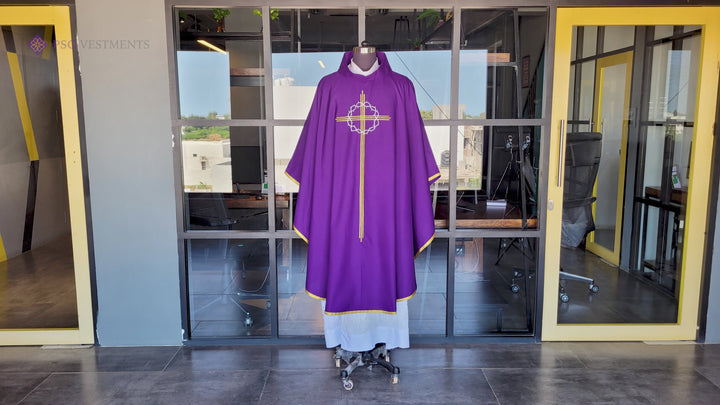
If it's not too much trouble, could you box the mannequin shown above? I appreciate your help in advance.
[351,41,377,72]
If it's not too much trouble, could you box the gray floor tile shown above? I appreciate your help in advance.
[390,343,584,369]
[484,368,720,405]
[271,347,337,369]
[565,342,704,369]
[0,373,49,405]
[695,367,720,388]
[258,369,345,404]
[165,345,273,371]
[19,370,267,405]
[0,346,180,373]
[339,368,498,404]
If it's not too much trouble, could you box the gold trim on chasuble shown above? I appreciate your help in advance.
[336,90,391,242]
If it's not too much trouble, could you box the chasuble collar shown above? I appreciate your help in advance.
[339,51,390,79]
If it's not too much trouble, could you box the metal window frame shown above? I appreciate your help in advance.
[166,0,557,344]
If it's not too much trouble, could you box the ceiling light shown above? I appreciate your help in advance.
[197,39,226,55]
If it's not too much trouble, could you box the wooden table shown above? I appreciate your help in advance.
[225,195,289,209]
[644,186,687,205]
[434,200,537,229]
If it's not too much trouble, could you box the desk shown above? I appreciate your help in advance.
[434,200,537,229]
[225,195,289,209]
[637,186,686,294]
[644,186,687,205]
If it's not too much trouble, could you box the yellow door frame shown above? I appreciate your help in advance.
[586,50,633,266]
[0,6,94,345]
[544,7,720,341]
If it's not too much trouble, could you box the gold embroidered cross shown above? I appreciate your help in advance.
[335,91,391,242]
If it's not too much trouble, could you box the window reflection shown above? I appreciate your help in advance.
[271,9,356,119]
[411,238,448,335]
[437,126,540,229]
[187,239,271,338]
[365,9,453,51]
[459,8,547,119]
[277,239,323,336]
[176,7,265,120]
[183,126,268,231]
[454,237,536,335]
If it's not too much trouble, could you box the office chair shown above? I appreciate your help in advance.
[559,132,602,302]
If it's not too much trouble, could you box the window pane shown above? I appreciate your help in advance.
[365,9,451,120]
[654,25,674,40]
[187,239,271,338]
[447,126,539,230]
[648,33,700,122]
[424,126,450,229]
[460,8,547,119]
[274,126,301,230]
[411,238,448,335]
[183,126,268,231]
[558,25,701,324]
[0,25,79,329]
[389,51,452,119]
[578,61,595,129]
[366,9,452,51]
[582,26,597,58]
[176,7,265,120]
[603,26,634,53]
[277,239,322,336]
[454,237,536,335]
[271,9,357,119]
[272,53,344,119]
[271,9,357,53]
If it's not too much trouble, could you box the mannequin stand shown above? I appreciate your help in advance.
[334,344,400,391]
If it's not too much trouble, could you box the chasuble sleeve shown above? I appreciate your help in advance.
[400,80,441,257]
[284,79,328,243]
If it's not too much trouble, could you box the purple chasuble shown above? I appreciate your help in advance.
[286,51,440,315]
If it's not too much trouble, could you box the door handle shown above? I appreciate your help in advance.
[558,119,566,187]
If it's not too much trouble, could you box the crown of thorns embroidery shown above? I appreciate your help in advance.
[335,91,391,136]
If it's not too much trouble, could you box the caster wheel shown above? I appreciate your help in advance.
[335,358,341,368]
[590,284,599,293]
[560,293,569,303]
[391,375,399,384]
[343,379,354,391]
[511,284,520,293]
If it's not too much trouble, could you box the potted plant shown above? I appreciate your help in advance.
[213,8,230,32]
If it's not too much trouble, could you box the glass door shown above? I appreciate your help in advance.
[0,6,93,345]
[585,51,632,265]
[543,7,720,340]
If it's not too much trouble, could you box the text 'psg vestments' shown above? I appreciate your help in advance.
[285,51,440,315]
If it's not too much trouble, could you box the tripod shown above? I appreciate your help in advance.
[491,134,532,209]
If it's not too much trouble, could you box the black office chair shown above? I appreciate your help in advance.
[559,132,602,302]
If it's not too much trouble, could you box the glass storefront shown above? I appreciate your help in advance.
[174,6,546,341]
[173,5,719,343]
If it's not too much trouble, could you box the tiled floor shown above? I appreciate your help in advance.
[1,342,720,404]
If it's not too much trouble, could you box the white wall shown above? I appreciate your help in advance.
[76,0,181,345]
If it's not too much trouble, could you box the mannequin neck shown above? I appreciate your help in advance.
[352,49,377,71]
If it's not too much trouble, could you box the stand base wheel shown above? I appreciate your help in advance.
[391,375,399,384]
[560,293,569,303]
[511,284,520,293]
[590,284,599,293]
[343,379,354,390]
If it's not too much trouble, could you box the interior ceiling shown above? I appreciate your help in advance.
[177,8,545,51]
